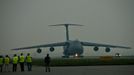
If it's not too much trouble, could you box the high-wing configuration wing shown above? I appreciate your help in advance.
[81,41,131,49]
[12,41,131,50]
[81,41,131,52]
[12,42,67,50]
[11,40,131,56]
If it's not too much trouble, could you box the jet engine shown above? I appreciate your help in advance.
[105,47,110,52]
[94,46,99,51]
[37,48,42,53]
[50,47,55,52]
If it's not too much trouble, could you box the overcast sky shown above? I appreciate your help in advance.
[0,0,134,57]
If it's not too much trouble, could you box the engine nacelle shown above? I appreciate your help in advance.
[50,47,55,52]
[94,46,99,51]
[105,47,110,52]
[37,48,42,53]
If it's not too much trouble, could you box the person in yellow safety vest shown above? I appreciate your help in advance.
[26,53,32,71]
[19,53,25,72]
[4,55,10,72]
[12,54,18,72]
[0,55,4,72]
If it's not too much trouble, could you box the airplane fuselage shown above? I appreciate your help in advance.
[63,40,84,57]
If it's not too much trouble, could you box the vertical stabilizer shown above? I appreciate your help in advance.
[49,24,83,41]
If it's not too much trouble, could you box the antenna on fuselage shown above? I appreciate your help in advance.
[49,24,83,41]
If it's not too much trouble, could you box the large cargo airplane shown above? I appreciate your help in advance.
[12,24,131,58]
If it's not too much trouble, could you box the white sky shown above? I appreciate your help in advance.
[0,0,134,57]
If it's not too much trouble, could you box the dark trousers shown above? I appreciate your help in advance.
[27,63,32,71]
[20,62,24,72]
[0,65,3,72]
[13,64,17,72]
[45,63,50,72]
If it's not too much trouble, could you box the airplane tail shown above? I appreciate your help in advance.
[49,24,83,41]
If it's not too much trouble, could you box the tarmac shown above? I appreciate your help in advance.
[0,65,134,75]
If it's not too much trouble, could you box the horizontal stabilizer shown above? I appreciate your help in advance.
[49,24,84,26]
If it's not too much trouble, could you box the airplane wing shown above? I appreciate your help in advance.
[12,42,67,50]
[81,41,131,49]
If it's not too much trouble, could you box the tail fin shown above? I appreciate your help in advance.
[49,24,83,41]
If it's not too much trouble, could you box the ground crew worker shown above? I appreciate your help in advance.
[44,54,51,72]
[4,55,10,72]
[0,55,4,72]
[12,54,18,72]
[26,53,32,71]
[19,53,25,72]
